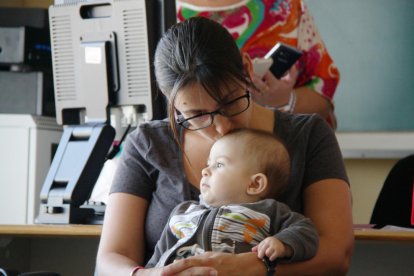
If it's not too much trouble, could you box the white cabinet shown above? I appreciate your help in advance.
[0,114,62,224]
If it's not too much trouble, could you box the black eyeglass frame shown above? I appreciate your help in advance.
[176,91,251,131]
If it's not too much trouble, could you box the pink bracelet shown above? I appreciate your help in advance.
[130,265,144,276]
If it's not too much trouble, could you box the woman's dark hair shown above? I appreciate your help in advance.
[154,17,253,141]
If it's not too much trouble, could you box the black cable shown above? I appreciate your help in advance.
[105,124,131,160]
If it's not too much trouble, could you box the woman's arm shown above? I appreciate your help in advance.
[96,193,148,275]
[251,68,336,128]
[277,179,354,275]
[295,86,337,129]
[97,194,218,276]
[172,178,353,275]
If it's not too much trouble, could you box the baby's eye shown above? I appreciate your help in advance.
[215,162,224,168]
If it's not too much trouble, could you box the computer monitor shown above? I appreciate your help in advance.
[49,0,175,125]
[37,0,176,224]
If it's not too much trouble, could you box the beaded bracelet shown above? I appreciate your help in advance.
[130,265,144,276]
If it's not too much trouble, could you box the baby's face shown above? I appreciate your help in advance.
[200,138,255,207]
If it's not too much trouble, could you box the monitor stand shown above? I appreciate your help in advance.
[38,124,115,224]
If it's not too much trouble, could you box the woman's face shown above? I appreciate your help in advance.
[174,82,253,141]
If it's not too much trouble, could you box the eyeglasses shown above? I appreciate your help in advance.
[176,92,250,131]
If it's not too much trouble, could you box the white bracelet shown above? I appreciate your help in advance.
[266,91,296,113]
[284,90,297,113]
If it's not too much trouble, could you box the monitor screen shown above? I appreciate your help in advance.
[49,0,176,125]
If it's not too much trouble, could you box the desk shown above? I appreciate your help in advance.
[1,225,414,276]
[3,224,413,239]
[354,228,414,241]
[351,228,414,276]
[0,224,102,238]
[0,225,101,276]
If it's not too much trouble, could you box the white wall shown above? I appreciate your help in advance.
[345,159,397,224]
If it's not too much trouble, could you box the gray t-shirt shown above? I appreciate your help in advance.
[110,111,348,261]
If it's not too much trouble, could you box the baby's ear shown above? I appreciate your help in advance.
[247,173,268,196]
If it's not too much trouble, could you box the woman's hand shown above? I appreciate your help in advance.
[133,265,216,276]
[147,257,217,276]
[251,66,298,108]
[160,252,265,276]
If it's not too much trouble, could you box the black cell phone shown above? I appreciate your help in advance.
[264,43,303,79]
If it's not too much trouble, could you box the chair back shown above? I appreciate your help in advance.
[370,154,414,228]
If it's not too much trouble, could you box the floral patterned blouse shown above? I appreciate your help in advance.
[177,0,340,102]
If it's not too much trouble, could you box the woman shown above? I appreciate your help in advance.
[177,0,340,128]
[96,17,353,275]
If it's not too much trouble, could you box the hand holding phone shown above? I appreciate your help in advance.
[265,43,302,79]
[252,58,273,78]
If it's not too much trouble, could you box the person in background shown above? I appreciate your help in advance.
[96,17,353,276]
[177,0,340,128]
[146,129,319,268]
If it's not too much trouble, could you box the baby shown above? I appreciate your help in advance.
[146,129,319,268]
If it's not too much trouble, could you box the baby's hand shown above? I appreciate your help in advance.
[251,237,292,261]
